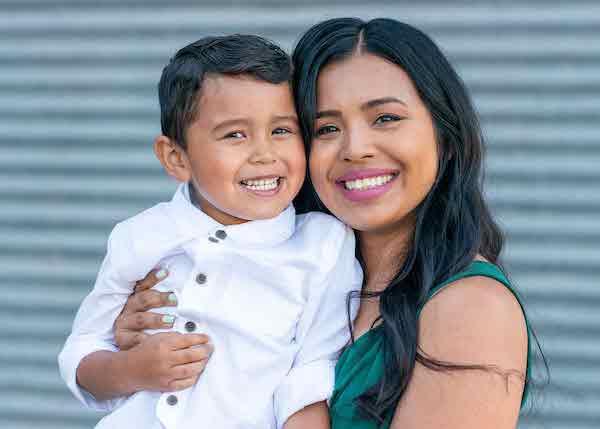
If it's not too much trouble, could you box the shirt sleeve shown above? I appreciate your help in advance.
[273,221,363,428]
[57,222,134,411]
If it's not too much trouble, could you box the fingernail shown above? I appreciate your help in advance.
[168,293,178,304]
[162,315,175,325]
[156,268,168,280]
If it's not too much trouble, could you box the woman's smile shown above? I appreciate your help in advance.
[335,169,399,202]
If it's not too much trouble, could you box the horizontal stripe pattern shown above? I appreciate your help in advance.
[1,1,598,428]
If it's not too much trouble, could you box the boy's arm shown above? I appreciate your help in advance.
[58,223,137,410]
[283,401,330,429]
[59,224,212,408]
[76,350,137,401]
[75,332,212,401]
[273,221,363,428]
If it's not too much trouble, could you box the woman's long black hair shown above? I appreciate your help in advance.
[292,18,545,424]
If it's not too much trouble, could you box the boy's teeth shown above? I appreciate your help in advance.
[242,177,280,191]
[344,174,394,191]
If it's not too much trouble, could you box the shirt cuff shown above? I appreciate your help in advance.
[58,338,124,412]
[273,359,336,428]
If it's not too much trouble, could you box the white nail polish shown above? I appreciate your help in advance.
[156,268,168,280]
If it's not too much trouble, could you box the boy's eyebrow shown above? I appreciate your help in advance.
[273,114,299,123]
[315,97,407,120]
[212,118,250,132]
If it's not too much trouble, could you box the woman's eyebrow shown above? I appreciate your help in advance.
[316,97,408,119]
[361,97,407,110]
[315,109,341,119]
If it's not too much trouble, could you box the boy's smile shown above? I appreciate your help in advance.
[240,175,284,195]
[169,74,306,225]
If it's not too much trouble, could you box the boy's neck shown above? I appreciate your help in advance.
[188,182,249,226]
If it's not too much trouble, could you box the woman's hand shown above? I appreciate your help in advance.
[114,268,178,350]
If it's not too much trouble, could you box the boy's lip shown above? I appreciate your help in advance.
[239,176,285,197]
[239,174,283,183]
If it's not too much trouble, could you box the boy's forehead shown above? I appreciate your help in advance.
[202,73,290,95]
[197,73,296,123]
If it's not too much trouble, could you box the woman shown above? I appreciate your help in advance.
[81,18,536,428]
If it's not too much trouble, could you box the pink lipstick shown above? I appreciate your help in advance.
[335,169,398,202]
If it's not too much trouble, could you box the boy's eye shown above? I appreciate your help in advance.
[374,114,402,125]
[273,127,292,135]
[224,131,245,139]
[315,124,340,137]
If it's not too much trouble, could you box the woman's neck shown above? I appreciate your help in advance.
[357,219,415,293]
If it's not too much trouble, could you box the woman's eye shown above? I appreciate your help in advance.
[273,127,292,135]
[315,124,339,137]
[224,131,245,139]
[374,114,401,125]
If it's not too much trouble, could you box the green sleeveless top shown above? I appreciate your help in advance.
[329,261,531,428]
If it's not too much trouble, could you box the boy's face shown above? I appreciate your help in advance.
[183,74,306,225]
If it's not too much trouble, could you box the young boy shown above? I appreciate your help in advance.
[58,35,362,429]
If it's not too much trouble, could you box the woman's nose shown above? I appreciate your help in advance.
[339,126,375,162]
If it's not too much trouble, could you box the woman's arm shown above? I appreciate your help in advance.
[283,401,330,429]
[390,276,527,429]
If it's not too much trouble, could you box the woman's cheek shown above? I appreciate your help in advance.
[308,146,330,192]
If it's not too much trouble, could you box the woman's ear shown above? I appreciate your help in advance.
[153,135,192,182]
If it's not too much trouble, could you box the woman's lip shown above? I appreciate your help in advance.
[336,175,397,202]
[335,169,399,183]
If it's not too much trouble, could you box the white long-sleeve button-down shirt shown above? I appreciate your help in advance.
[58,183,363,429]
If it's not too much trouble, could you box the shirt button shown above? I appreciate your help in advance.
[185,321,197,332]
[195,273,207,285]
[167,394,178,406]
[215,229,227,240]
[208,236,219,243]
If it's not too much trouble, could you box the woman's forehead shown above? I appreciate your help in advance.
[316,53,419,108]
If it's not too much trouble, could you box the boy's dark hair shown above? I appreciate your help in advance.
[158,34,292,149]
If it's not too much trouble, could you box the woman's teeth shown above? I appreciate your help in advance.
[344,174,394,190]
[242,177,280,191]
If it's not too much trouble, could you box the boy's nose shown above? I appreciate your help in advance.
[249,139,277,164]
[250,152,277,164]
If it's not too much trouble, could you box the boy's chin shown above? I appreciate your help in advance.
[240,206,288,221]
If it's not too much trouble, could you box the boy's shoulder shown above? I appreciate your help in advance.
[293,211,362,296]
[292,211,355,256]
[105,201,182,281]
[109,201,173,244]
[295,211,348,236]
[116,201,172,233]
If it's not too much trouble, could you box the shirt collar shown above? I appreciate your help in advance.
[167,183,296,248]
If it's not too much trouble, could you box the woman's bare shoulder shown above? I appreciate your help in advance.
[418,272,527,369]
[390,271,528,428]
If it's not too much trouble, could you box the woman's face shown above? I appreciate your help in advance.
[309,53,439,234]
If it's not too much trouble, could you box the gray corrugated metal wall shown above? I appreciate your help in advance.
[1,1,598,428]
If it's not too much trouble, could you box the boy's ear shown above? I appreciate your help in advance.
[153,135,191,182]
